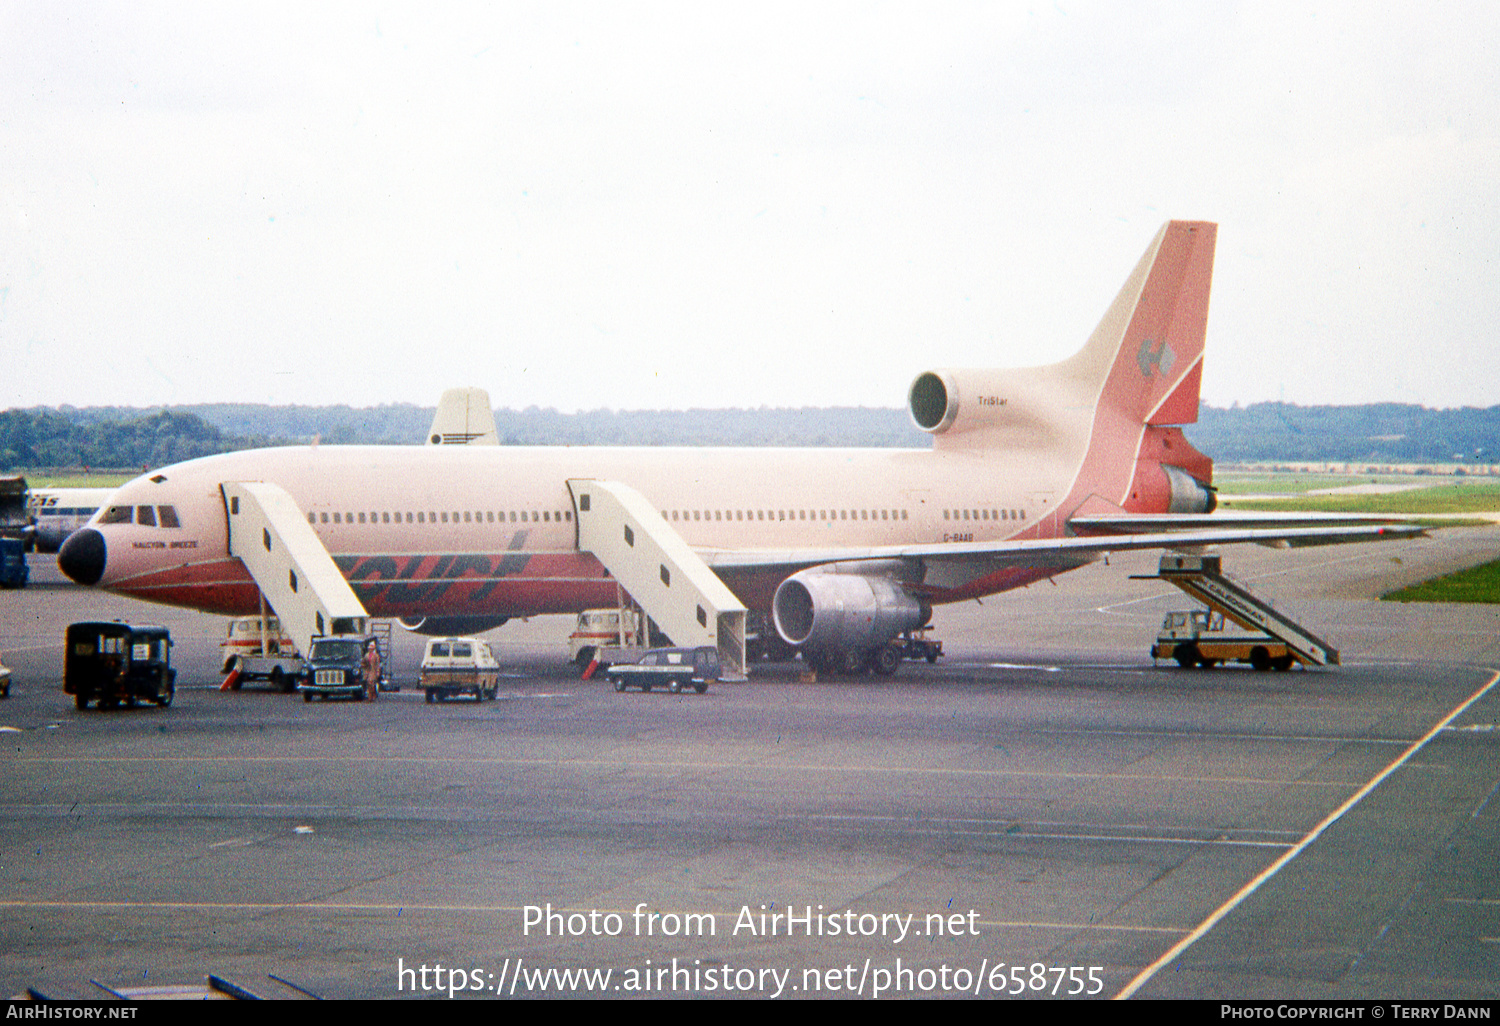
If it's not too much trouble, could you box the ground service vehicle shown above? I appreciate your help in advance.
[219,615,303,690]
[0,538,27,589]
[568,608,642,666]
[420,636,500,702]
[0,652,11,698]
[1153,610,1296,671]
[298,634,382,701]
[897,629,943,665]
[0,475,28,548]
[64,622,175,709]
[608,646,720,694]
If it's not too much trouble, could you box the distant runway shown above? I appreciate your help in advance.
[2,531,1498,999]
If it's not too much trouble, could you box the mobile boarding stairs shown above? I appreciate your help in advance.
[218,479,748,682]
[1136,553,1338,667]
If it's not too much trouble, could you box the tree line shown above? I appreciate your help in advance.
[5,400,1500,471]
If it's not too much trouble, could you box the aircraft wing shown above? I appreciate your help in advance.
[699,516,1427,575]
[1067,511,1431,537]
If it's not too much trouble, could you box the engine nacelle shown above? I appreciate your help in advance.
[772,569,931,653]
[397,616,510,636]
[1163,463,1217,514]
[908,366,1093,453]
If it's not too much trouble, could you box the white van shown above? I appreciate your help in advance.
[420,637,500,703]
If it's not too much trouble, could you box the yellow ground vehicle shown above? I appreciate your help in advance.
[1153,610,1296,671]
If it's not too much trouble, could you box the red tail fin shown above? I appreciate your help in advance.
[1078,220,1216,426]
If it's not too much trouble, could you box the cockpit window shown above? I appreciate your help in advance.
[157,506,180,528]
[100,506,131,524]
[136,505,157,527]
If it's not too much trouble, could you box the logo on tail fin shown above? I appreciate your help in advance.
[1137,338,1176,378]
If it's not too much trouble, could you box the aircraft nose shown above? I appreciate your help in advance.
[58,528,107,585]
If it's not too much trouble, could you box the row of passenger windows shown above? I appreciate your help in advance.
[944,508,1026,522]
[308,509,573,526]
[99,502,1024,531]
[304,506,1027,527]
[663,508,912,523]
[100,505,180,528]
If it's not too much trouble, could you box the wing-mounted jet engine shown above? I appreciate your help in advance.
[771,561,931,676]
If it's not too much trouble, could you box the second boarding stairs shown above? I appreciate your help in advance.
[568,480,747,680]
[1145,553,1338,666]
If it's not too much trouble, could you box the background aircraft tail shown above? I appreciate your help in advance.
[427,387,500,446]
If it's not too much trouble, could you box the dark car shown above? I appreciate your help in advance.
[64,622,175,710]
[607,646,720,694]
[298,634,382,702]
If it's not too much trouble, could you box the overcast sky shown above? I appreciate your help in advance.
[3,2,1497,415]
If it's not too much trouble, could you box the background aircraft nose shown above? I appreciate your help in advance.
[58,528,106,585]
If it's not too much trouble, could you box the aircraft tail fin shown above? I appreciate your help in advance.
[427,388,499,446]
[1065,220,1217,512]
[1065,220,1216,428]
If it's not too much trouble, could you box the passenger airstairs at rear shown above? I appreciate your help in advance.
[1147,553,1339,666]
[221,482,370,654]
[568,479,747,680]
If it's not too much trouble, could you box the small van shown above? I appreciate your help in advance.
[607,646,719,694]
[420,637,500,703]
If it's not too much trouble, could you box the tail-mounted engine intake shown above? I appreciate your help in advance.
[908,366,1095,453]
[772,569,931,652]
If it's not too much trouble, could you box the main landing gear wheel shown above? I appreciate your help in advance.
[838,649,868,676]
[872,644,902,676]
